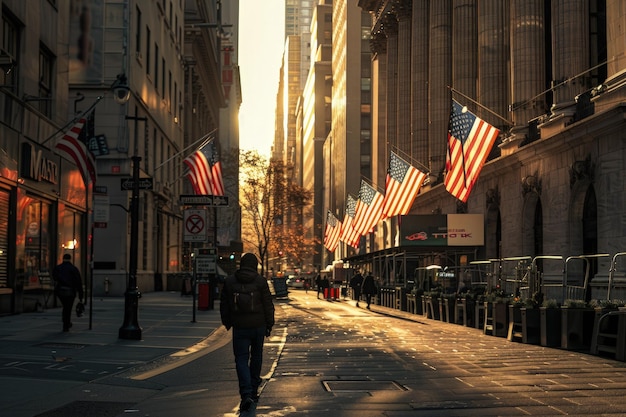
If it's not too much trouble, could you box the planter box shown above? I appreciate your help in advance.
[521,307,541,344]
[561,307,596,351]
[455,298,475,327]
[484,301,509,337]
[507,305,523,342]
[424,296,440,320]
[439,298,455,323]
[540,307,561,347]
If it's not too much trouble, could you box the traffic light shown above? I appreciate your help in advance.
[229,252,235,260]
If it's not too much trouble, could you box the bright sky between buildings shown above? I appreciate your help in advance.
[238,0,285,158]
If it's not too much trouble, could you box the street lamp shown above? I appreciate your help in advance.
[113,73,146,340]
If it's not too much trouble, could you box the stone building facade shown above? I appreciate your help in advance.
[348,0,626,300]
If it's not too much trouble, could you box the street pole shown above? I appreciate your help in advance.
[119,115,147,340]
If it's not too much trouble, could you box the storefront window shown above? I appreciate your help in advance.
[16,190,52,289]
[0,190,8,288]
[58,204,82,269]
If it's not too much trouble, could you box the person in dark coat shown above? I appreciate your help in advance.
[220,253,275,412]
[52,254,84,332]
[350,271,364,307]
[361,273,377,310]
[315,274,322,299]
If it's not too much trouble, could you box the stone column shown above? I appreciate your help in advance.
[384,14,399,153]
[428,1,452,178]
[505,0,546,150]
[411,0,430,172]
[550,0,589,118]
[478,0,510,132]
[452,0,477,102]
[371,32,388,197]
[394,0,412,155]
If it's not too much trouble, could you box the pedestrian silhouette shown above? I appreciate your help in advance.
[220,253,275,413]
[52,254,84,332]
[362,273,377,310]
[350,271,364,307]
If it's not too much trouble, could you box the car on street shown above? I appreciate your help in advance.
[286,276,305,289]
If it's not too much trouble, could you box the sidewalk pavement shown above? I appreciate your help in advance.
[0,291,224,417]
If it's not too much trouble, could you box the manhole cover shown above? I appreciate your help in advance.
[322,380,407,392]
[34,342,86,350]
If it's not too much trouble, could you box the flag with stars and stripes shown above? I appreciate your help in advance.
[55,116,97,185]
[340,195,361,248]
[352,180,384,236]
[445,99,499,202]
[382,151,427,218]
[183,138,224,196]
[323,211,342,252]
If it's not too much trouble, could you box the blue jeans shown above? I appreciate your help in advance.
[232,326,265,399]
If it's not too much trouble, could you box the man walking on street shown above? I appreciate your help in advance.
[350,270,364,307]
[52,254,84,332]
[362,272,377,310]
[220,253,275,413]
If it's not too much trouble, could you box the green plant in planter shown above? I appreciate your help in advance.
[589,299,626,310]
[542,298,560,309]
[563,299,588,308]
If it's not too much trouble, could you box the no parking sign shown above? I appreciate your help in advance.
[184,209,207,242]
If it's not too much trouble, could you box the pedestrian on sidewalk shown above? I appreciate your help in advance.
[315,274,322,299]
[52,254,84,332]
[350,270,364,307]
[220,253,275,413]
[362,272,377,310]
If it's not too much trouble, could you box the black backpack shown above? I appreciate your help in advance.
[232,282,262,313]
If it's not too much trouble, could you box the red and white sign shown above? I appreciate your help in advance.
[184,209,207,242]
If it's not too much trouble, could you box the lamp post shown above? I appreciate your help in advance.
[119,112,147,340]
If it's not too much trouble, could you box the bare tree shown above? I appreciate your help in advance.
[239,150,279,277]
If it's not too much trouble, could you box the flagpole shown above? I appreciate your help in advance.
[447,86,514,126]
[154,128,217,172]
[42,95,105,147]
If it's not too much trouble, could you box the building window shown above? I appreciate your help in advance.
[161,58,165,97]
[135,6,141,56]
[146,26,151,76]
[154,43,159,89]
[1,9,20,93]
[39,44,55,117]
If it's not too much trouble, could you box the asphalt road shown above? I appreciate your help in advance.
[4,290,626,416]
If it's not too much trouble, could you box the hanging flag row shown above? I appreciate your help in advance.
[324,99,499,252]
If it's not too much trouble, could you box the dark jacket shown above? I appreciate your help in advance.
[362,275,377,295]
[220,267,275,330]
[350,273,364,290]
[52,260,84,300]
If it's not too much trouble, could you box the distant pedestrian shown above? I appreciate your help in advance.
[321,275,331,299]
[350,271,364,307]
[315,274,322,299]
[52,254,84,332]
[362,273,377,310]
[220,253,275,413]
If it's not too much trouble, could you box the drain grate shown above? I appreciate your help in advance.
[322,380,408,392]
[34,342,87,350]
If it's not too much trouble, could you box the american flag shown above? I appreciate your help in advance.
[183,139,224,196]
[340,195,361,248]
[323,211,342,252]
[382,151,427,218]
[352,180,384,236]
[205,139,224,196]
[55,117,97,185]
[445,100,500,202]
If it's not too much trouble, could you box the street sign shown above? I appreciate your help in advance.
[184,209,207,242]
[179,194,229,206]
[194,249,217,274]
[121,177,154,190]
